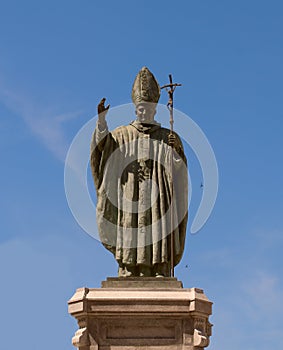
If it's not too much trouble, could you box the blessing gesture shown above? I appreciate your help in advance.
[97,98,110,121]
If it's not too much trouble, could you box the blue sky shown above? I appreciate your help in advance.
[1,1,283,349]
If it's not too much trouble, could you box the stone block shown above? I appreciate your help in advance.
[68,278,212,350]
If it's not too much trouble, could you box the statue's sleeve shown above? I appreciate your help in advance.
[90,120,109,153]
[172,133,187,168]
[172,134,188,266]
[90,120,117,191]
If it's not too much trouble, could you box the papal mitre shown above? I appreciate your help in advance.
[131,67,161,106]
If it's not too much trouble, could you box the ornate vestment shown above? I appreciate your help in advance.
[90,119,188,269]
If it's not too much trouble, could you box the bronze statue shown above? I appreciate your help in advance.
[90,67,188,277]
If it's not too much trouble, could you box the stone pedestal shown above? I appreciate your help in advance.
[68,278,212,350]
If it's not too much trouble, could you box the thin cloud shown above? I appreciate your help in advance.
[0,86,82,162]
[193,227,283,349]
[242,270,283,317]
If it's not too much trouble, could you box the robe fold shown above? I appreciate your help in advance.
[90,119,188,268]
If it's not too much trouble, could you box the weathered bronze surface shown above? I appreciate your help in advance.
[90,67,188,277]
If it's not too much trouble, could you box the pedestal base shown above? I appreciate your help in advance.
[68,278,212,350]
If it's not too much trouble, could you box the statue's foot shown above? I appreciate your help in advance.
[118,264,137,277]
[139,265,152,277]
[154,263,169,277]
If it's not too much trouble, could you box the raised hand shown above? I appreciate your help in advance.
[97,98,110,121]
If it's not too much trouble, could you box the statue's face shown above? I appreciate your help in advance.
[135,103,156,123]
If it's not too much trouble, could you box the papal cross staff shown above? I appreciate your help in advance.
[161,75,182,277]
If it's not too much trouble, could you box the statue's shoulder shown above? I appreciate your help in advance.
[111,124,136,138]
[159,126,170,134]
[112,125,127,133]
[113,124,134,131]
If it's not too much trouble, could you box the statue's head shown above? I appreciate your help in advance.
[135,102,157,123]
[132,67,160,123]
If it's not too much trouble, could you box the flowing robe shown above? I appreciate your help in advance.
[90,119,188,268]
